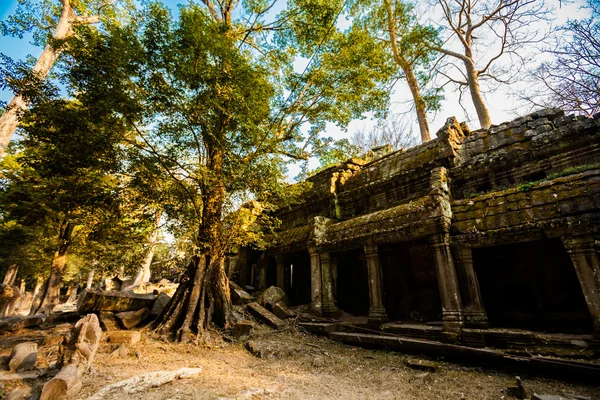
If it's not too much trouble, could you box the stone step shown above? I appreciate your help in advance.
[328,331,600,382]
[380,323,443,341]
[298,322,339,335]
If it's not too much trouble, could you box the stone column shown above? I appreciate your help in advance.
[308,246,322,315]
[257,255,268,290]
[364,244,388,324]
[320,252,340,317]
[431,234,464,336]
[562,235,600,338]
[275,254,285,289]
[331,256,338,301]
[452,244,489,328]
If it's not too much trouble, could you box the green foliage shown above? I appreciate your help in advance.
[0,98,151,281]
[349,0,443,111]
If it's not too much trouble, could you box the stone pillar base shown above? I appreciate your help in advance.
[442,310,464,334]
[322,303,342,318]
[368,307,388,325]
[464,311,489,329]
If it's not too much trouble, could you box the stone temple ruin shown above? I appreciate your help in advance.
[233,108,600,346]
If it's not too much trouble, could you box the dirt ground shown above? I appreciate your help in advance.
[2,325,600,400]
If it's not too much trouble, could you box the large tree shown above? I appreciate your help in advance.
[0,99,128,314]
[431,0,550,128]
[0,0,133,157]
[523,0,599,116]
[63,0,395,341]
[347,0,441,142]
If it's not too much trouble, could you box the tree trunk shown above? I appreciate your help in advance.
[131,211,162,288]
[31,221,74,315]
[0,1,76,157]
[153,148,231,342]
[86,269,95,290]
[383,0,431,143]
[2,264,19,286]
[464,59,492,129]
[402,63,431,142]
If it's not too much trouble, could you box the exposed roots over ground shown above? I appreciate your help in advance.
[153,255,231,343]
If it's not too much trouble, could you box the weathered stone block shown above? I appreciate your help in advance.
[232,320,256,338]
[231,288,254,305]
[99,311,120,332]
[77,290,156,313]
[246,302,285,329]
[150,292,171,316]
[258,286,285,308]
[272,301,295,319]
[8,342,37,372]
[107,330,141,345]
[115,307,150,329]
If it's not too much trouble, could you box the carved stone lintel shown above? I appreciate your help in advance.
[562,235,600,338]
[308,246,322,315]
[431,234,464,334]
[364,244,388,324]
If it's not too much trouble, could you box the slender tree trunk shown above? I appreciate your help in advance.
[86,268,95,290]
[153,147,232,342]
[131,211,162,288]
[383,0,431,142]
[402,63,431,142]
[31,221,74,314]
[463,59,492,129]
[0,1,76,157]
[2,264,19,285]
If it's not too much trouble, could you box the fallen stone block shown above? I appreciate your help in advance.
[110,343,129,358]
[150,292,171,316]
[107,330,141,345]
[232,320,256,338]
[0,370,40,381]
[531,395,577,400]
[116,307,150,329]
[405,359,438,372]
[8,342,37,372]
[246,302,285,329]
[505,376,527,399]
[258,286,285,308]
[77,289,157,313]
[231,288,254,305]
[44,311,80,326]
[99,311,120,332]
[272,301,295,319]
[0,315,45,333]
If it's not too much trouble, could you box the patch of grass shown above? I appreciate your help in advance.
[547,163,600,180]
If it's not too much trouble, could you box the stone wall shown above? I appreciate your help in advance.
[269,108,600,252]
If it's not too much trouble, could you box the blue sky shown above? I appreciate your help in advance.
[0,0,592,150]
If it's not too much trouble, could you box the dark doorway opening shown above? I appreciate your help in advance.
[380,239,442,323]
[237,248,261,288]
[335,248,370,316]
[266,257,277,288]
[473,238,592,333]
[285,252,311,306]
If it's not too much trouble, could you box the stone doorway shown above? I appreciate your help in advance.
[380,239,443,323]
[334,248,370,316]
[284,252,311,306]
[473,238,593,333]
